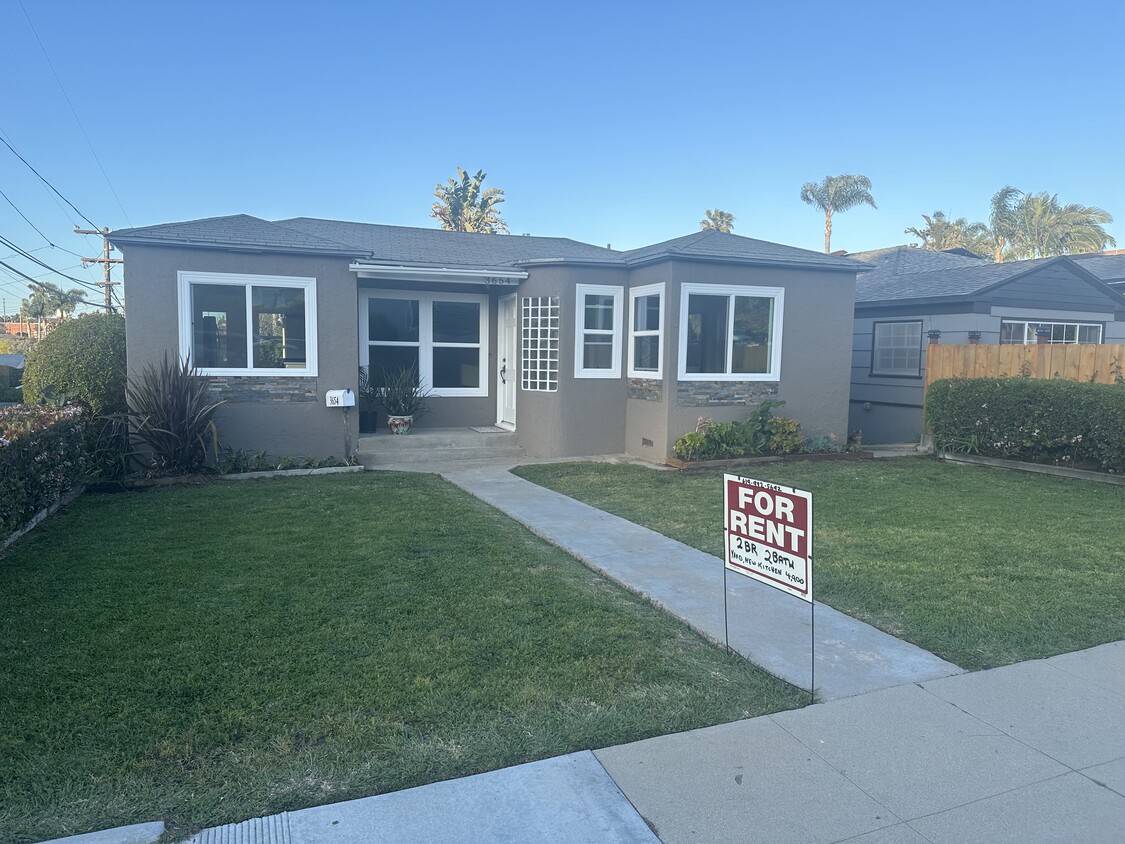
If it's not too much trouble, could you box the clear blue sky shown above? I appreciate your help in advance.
[3,0,1123,312]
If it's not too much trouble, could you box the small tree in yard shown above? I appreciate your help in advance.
[22,313,126,412]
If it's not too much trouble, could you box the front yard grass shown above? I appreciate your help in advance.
[514,459,1125,672]
[0,473,804,844]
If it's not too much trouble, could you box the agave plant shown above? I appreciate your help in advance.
[128,354,224,475]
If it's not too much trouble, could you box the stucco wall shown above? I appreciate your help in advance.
[121,244,359,458]
[515,265,630,459]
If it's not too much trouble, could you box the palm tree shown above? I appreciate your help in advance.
[905,211,990,255]
[986,187,1115,261]
[700,209,735,233]
[800,174,877,253]
[430,168,508,234]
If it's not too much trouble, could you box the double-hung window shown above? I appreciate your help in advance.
[574,284,623,378]
[871,321,923,377]
[362,291,488,396]
[179,271,317,376]
[678,284,783,380]
[628,283,664,378]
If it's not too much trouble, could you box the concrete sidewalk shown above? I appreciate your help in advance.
[442,464,961,700]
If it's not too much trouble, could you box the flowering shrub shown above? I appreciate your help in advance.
[0,405,86,536]
[927,378,1125,472]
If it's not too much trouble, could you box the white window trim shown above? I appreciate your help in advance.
[999,319,1103,345]
[678,283,784,381]
[574,283,624,379]
[359,289,489,398]
[871,320,923,377]
[628,282,664,379]
[178,271,318,377]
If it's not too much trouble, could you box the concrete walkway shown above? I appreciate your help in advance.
[442,464,961,700]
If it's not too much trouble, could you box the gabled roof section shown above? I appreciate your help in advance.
[109,215,364,257]
[1071,253,1125,284]
[855,254,1125,307]
[621,230,866,272]
[848,245,987,291]
[274,217,620,269]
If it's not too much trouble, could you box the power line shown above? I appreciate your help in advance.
[0,186,87,259]
[0,134,100,230]
[17,0,132,228]
[0,259,110,311]
[0,234,105,294]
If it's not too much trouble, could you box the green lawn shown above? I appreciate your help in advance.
[514,459,1125,672]
[0,474,804,843]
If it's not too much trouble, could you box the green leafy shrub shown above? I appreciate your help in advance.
[672,401,809,461]
[804,433,844,453]
[927,377,1125,472]
[767,416,804,455]
[129,355,224,476]
[22,314,126,413]
[0,405,86,535]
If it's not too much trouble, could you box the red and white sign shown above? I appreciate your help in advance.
[723,474,813,602]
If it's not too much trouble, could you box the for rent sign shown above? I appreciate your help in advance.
[723,474,813,602]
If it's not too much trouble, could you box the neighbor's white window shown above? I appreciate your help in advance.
[678,283,783,381]
[1000,320,1103,345]
[361,290,488,397]
[574,284,623,378]
[871,321,923,377]
[178,271,318,376]
[628,283,664,379]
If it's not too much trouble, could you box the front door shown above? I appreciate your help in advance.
[497,294,517,429]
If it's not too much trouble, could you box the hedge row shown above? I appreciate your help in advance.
[0,405,86,536]
[926,377,1125,472]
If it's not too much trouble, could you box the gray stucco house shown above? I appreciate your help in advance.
[847,246,1125,443]
[109,215,866,462]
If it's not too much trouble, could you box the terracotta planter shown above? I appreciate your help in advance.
[387,414,414,435]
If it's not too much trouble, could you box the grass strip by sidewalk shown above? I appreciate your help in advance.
[514,459,1125,672]
[0,473,804,843]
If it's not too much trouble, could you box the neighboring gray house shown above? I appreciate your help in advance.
[847,246,1125,443]
[110,216,866,462]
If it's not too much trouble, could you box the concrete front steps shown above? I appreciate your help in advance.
[357,428,526,468]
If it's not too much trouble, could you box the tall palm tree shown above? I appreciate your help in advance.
[700,209,735,233]
[430,168,508,234]
[905,211,990,255]
[987,186,1023,262]
[800,174,877,253]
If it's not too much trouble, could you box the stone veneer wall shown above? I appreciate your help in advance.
[676,380,778,407]
[628,378,662,402]
[207,376,318,402]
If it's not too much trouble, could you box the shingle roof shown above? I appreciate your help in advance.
[1070,253,1125,283]
[109,215,362,256]
[108,215,870,274]
[621,230,866,271]
[274,218,619,268]
[848,245,987,296]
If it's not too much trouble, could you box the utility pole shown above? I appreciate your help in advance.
[75,227,122,312]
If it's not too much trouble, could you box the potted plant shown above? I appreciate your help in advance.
[357,366,379,433]
[376,364,431,434]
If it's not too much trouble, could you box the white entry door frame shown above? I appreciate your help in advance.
[497,294,517,429]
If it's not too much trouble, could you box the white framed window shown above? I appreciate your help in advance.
[360,290,488,397]
[1000,320,1103,345]
[178,271,318,376]
[522,296,559,391]
[678,283,783,381]
[574,284,623,378]
[628,283,664,379]
[871,321,923,377]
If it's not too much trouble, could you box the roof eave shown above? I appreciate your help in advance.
[623,252,865,273]
[108,234,366,258]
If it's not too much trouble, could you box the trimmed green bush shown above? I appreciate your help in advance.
[927,377,1125,472]
[22,314,126,413]
[0,405,86,536]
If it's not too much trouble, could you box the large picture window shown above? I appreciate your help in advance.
[1000,320,1102,345]
[361,291,488,397]
[678,284,783,381]
[178,271,317,376]
[628,283,664,378]
[871,321,923,377]
[574,284,623,378]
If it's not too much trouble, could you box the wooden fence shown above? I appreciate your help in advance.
[924,343,1125,388]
